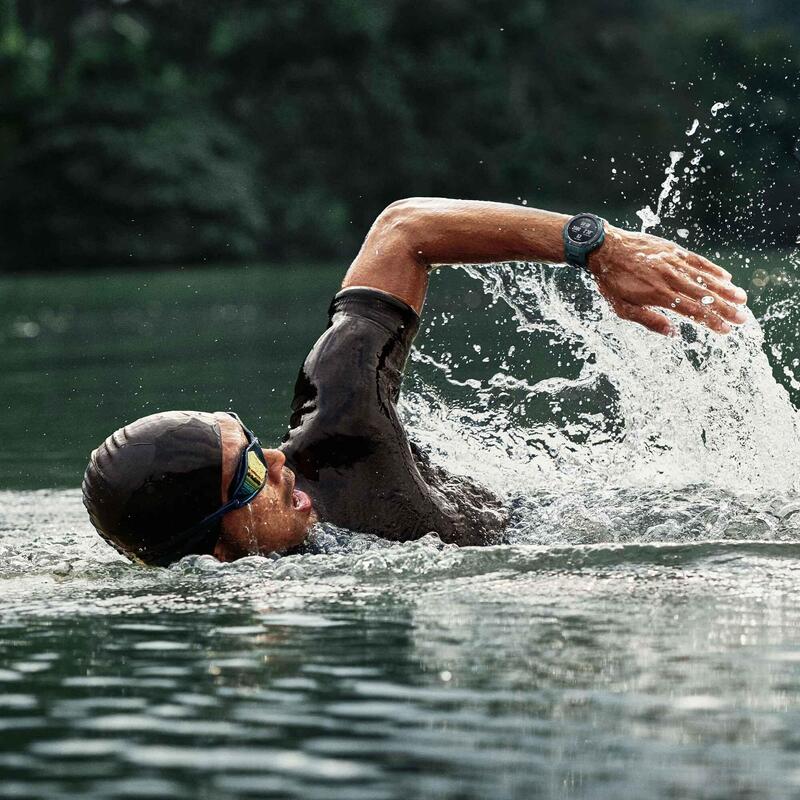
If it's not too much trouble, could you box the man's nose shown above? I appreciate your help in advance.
[263,449,286,484]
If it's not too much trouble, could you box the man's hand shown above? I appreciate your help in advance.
[587,227,749,336]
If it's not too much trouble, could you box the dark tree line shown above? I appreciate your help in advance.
[0,0,798,271]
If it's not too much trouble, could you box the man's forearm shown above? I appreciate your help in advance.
[381,197,569,266]
[343,197,572,312]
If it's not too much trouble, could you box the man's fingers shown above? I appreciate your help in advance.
[668,294,733,334]
[665,270,748,324]
[700,273,747,305]
[614,299,674,336]
[663,256,746,304]
[670,266,747,305]
[683,250,732,282]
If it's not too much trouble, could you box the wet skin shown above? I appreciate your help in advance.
[212,412,316,561]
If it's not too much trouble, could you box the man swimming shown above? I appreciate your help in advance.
[82,199,749,565]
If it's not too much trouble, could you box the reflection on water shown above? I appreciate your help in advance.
[4,492,800,799]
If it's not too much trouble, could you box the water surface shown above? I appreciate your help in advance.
[2,257,800,799]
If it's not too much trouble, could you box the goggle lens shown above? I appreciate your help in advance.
[230,443,268,506]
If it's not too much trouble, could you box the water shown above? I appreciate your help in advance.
[3,90,800,795]
[6,495,800,799]
[2,250,800,798]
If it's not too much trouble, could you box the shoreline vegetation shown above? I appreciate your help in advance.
[1,0,798,272]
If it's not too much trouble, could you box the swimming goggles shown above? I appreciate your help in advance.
[169,411,268,547]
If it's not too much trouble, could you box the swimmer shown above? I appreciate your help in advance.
[82,199,749,564]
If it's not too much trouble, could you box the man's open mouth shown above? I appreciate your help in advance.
[291,489,312,512]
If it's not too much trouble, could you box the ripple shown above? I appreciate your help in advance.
[0,695,37,709]
[31,739,122,757]
[122,745,378,779]
[4,489,800,799]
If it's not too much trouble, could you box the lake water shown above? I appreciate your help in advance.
[2,257,800,799]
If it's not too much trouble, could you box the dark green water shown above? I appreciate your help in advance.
[3,259,800,799]
[0,264,344,489]
[2,258,794,491]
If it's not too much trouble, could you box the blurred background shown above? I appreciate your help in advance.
[0,0,799,487]
[1,0,799,269]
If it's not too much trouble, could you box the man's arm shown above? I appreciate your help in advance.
[342,197,749,336]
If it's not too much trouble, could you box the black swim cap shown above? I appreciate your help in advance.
[82,411,224,566]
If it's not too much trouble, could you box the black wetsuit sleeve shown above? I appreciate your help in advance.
[282,286,503,544]
[286,287,419,446]
[325,287,420,402]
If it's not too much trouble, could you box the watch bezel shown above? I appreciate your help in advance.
[564,213,605,249]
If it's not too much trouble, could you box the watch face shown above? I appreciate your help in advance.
[567,215,600,245]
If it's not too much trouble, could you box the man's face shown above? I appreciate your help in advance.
[213,413,316,560]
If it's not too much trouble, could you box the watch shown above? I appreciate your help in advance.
[563,212,605,269]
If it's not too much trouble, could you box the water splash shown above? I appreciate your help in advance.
[710,100,730,116]
[636,150,684,233]
[404,261,800,546]
[404,85,800,547]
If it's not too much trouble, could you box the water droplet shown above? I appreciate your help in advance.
[701,295,715,305]
[636,205,660,232]
[11,320,40,339]
[677,229,689,239]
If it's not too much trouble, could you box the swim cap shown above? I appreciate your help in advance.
[82,411,224,566]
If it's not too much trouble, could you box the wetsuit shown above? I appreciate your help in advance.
[281,287,507,546]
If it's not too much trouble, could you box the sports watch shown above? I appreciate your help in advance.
[563,212,605,269]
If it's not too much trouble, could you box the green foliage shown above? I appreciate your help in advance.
[0,1,264,269]
[0,0,797,270]
[1,83,265,268]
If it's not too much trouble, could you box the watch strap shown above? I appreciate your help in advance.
[563,238,588,268]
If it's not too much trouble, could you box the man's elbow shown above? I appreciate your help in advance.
[366,198,422,253]
[378,197,431,227]
[371,197,437,252]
